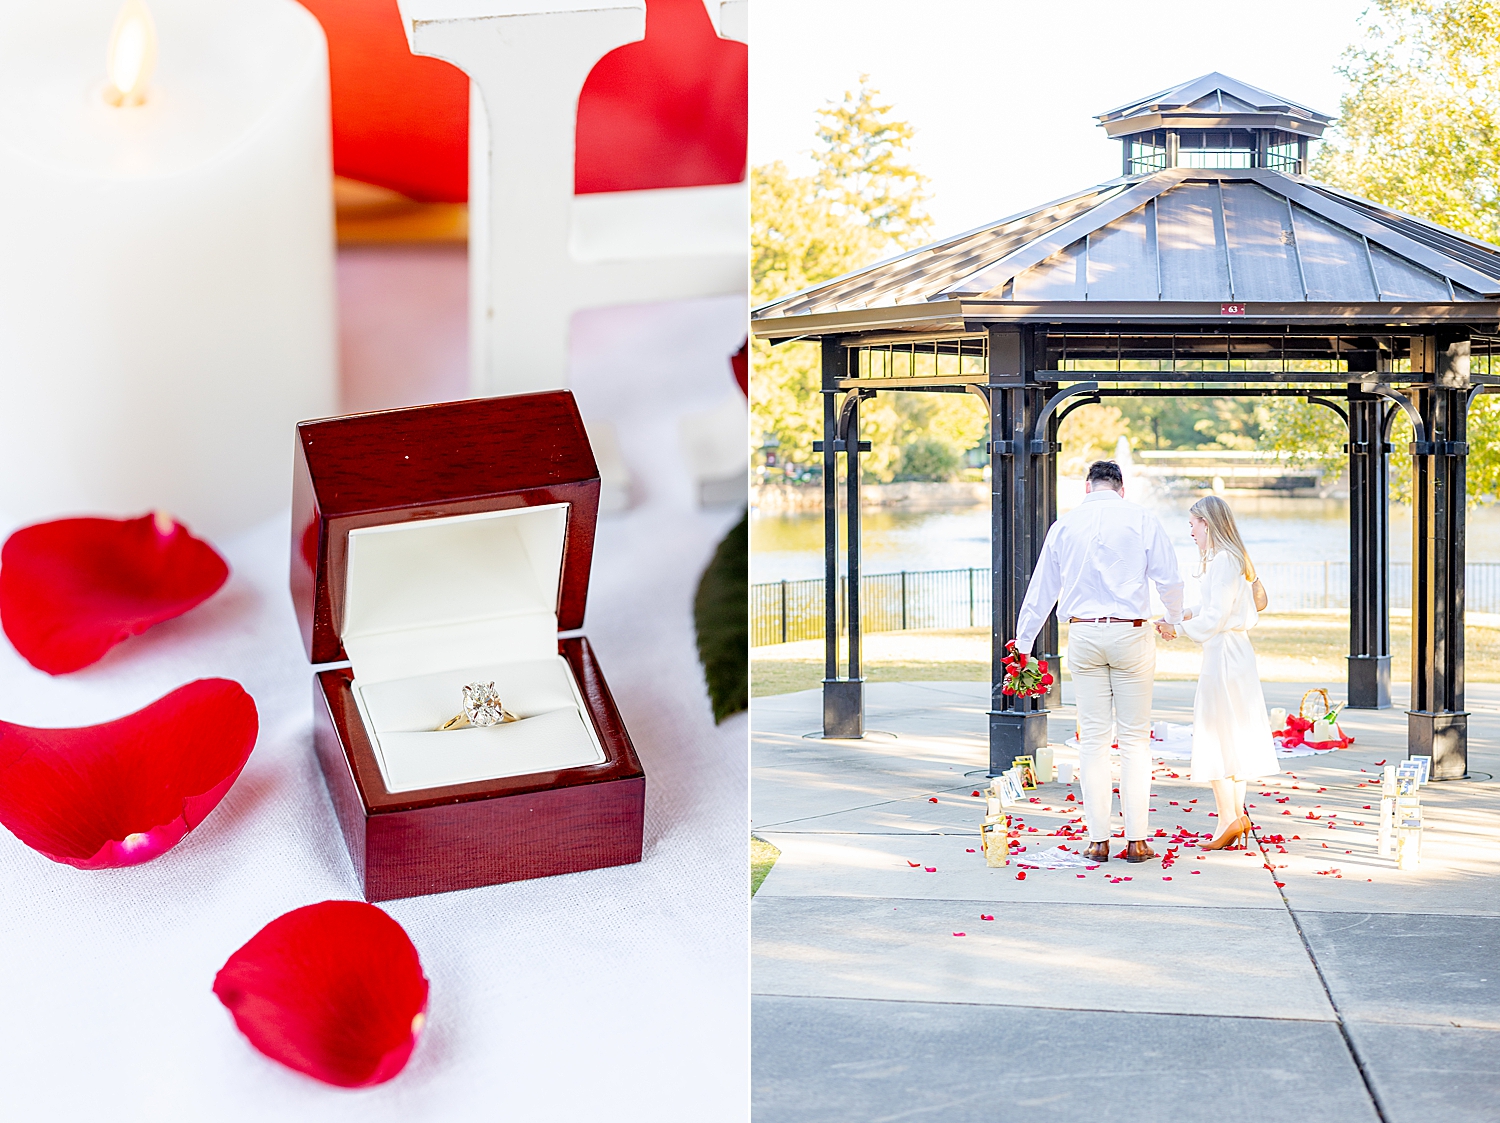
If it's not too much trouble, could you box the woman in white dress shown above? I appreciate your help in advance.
[1178,496,1281,851]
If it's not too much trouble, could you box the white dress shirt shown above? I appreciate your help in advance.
[1014,488,1184,652]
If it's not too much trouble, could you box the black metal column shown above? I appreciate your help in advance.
[845,392,865,715]
[988,326,1051,775]
[819,340,863,737]
[1039,406,1062,709]
[1347,386,1391,708]
[1409,332,1469,778]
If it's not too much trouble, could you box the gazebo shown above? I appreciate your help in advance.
[751,73,1500,781]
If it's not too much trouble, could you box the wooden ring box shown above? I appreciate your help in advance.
[291,390,644,901]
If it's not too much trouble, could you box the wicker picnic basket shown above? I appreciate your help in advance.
[1300,689,1335,721]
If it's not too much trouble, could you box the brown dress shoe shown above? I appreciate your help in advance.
[1083,841,1110,863]
[1125,840,1156,863]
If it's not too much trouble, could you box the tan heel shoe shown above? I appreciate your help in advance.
[1200,813,1252,851]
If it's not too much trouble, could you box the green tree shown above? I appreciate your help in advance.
[1058,403,1130,476]
[751,158,885,308]
[1291,0,1500,499]
[893,438,962,482]
[886,392,989,481]
[812,81,931,245]
[751,78,935,479]
[1259,396,1417,501]
[1314,0,1500,242]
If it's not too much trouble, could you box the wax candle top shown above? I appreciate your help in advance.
[105,0,157,107]
[0,0,327,178]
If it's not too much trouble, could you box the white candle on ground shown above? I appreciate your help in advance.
[0,0,336,536]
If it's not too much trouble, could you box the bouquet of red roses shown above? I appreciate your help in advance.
[1001,640,1053,697]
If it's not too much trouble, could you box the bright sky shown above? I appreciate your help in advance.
[751,0,1375,240]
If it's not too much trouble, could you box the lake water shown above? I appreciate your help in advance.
[751,494,1500,584]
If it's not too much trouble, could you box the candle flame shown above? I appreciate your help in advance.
[105,0,157,107]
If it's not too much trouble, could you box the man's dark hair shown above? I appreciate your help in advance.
[1086,460,1124,489]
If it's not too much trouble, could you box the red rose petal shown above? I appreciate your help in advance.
[1,514,228,674]
[980,914,994,921]
[924,867,937,873]
[214,901,429,1088]
[928,797,939,803]
[0,679,256,868]
[952,932,966,937]
[908,861,921,867]
[1016,872,1027,880]
[731,340,748,396]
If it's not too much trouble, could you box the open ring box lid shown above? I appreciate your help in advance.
[291,390,644,902]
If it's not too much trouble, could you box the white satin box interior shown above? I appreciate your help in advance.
[342,504,606,793]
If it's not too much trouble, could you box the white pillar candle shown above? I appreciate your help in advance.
[0,0,336,537]
[1035,743,1055,784]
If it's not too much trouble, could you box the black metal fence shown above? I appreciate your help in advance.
[751,562,1500,647]
[749,567,995,648]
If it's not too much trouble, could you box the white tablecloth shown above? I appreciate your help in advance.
[0,294,749,1121]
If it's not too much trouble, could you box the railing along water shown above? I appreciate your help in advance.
[750,562,1500,646]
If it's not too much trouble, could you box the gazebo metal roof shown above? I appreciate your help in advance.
[752,169,1500,336]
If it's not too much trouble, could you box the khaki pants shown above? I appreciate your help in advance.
[1067,622,1155,843]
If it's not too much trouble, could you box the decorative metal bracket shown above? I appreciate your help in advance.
[1305,395,1349,426]
[1364,384,1429,444]
[1029,382,1101,449]
[1055,394,1102,430]
[836,388,875,443]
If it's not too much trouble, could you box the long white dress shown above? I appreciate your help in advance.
[1180,551,1281,782]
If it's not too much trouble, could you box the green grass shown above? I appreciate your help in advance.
[751,835,780,896]
[752,657,988,697]
[751,614,1500,697]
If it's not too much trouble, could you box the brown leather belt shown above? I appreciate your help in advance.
[1069,617,1145,626]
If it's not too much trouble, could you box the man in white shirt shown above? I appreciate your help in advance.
[1011,460,1184,864]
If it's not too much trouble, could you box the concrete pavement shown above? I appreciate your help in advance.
[752,680,1500,1122]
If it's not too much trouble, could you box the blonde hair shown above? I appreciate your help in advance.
[1189,495,1256,581]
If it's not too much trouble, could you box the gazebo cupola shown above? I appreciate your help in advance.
[1099,72,1333,176]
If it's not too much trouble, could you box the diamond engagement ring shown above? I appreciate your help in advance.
[437,682,518,730]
